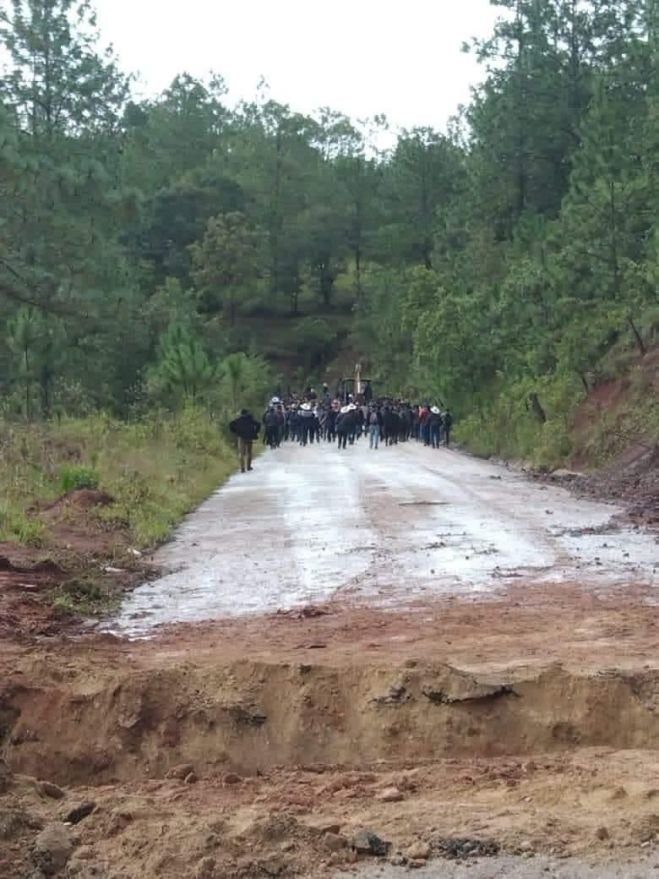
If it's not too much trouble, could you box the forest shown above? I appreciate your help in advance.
[0,0,657,466]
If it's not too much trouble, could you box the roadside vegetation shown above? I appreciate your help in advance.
[0,405,265,616]
[0,0,656,552]
[0,408,237,550]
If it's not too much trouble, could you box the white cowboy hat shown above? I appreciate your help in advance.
[301,403,312,411]
[431,406,440,414]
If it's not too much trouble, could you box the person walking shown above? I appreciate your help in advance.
[429,406,442,449]
[336,404,357,450]
[443,409,453,447]
[368,407,381,449]
[263,406,280,449]
[229,409,261,473]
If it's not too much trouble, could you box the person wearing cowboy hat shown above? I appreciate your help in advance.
[336,403,358,450]
[429,406,443,449]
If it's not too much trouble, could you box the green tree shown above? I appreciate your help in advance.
[148,323,215,405]
[189,212,261,324]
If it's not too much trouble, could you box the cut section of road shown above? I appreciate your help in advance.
[107,442,658,637]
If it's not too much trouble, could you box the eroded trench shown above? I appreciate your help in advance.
[2,661,658,787]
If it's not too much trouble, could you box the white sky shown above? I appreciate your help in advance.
[95,0,500,133]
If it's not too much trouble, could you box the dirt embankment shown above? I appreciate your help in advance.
[1,652,659,878]
[1,582,658,878]
[564,349,659,527]
[4,660,659,786]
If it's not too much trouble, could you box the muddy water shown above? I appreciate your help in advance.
[106,443,658,637]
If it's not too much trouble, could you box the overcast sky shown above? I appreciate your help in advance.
[94,0,500,133]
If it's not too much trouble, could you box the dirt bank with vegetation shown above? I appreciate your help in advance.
[0,408,236,639]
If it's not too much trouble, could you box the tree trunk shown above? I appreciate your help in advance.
[528,392,546,423]
[24,344,32,421]
[628,316,646,356]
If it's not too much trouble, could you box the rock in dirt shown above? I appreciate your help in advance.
[435,837,500,859]
[64,801,96,825]
[324,832,347,852]
[550,468,583,482]
[351,829,391,857]
[32,821,73,875]
[184,771,198,784]
[406,841,431,860]
[377,786,404,803]
[596,826,610,841]
[37,780,66,800]
[166,763,194,780]
[223,772,242,784]
[319,822,342,835]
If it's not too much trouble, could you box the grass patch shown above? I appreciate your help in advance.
[59,465,100,493]
[0,406,237,553]
[0,503,46,546]
[52,576,119,616]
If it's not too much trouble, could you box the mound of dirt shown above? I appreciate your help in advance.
[43,489,115,517]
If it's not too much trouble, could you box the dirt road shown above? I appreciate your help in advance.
[108,442,657,636]
[2,441,658,878]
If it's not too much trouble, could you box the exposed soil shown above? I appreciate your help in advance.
[566,348,659,527]
[0,490,150,642]
[1,584,658,876]
[0,443,657,877]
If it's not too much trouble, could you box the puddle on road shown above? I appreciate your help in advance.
[104,444,658,638]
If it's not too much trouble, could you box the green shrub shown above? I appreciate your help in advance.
[59,465,100,493]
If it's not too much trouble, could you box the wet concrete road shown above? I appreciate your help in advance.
[107,442,658,637]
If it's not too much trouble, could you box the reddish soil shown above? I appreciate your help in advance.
[1,581,658,877]
[0,490,146,642]
[567,349,659,526]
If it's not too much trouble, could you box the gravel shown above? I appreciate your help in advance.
[340,851,659,878]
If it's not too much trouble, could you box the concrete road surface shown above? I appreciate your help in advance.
[107,441,658,637]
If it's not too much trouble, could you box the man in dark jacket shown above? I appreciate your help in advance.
[229,409,261,472]
[336,406,358,450]
[443,409,453,447]
[263,406,280,449]
[429,406,443,449]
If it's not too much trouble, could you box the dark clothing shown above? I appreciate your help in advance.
[443,412,453,447]
[336,410,358,449]
[325,410,337,442]
[229,412,260,472]
[229,413,260,442]
[429,412,442,449]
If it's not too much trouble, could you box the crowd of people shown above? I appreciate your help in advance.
[230,384,453,473]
